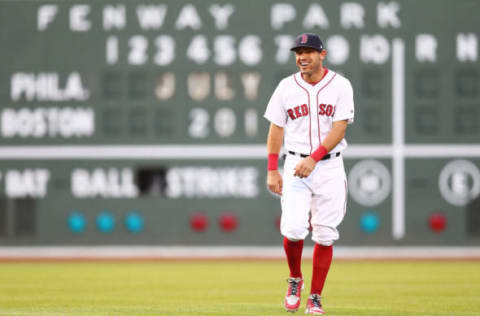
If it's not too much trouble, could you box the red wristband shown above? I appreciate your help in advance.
[310,146,328,162]
[267,153,279,171]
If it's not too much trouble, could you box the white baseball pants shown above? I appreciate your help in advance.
[280,153,348,246]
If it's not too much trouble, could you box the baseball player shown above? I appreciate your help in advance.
[264,33,354,314]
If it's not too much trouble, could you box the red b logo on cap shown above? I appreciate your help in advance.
[301,34,308,44]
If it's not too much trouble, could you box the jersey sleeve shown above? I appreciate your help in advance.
[264,81,288,127]
[333,79,354,124]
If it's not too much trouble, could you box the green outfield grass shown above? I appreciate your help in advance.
[0,260,479,315]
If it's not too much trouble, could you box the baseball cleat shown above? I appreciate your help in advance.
[284,277,304,313]
[304,294,325,315]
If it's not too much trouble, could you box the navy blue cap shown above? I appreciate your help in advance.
[290,33,324,52]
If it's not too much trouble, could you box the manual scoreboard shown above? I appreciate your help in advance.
[0,0,479,246]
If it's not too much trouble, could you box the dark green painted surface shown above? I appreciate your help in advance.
[0,0,479,245]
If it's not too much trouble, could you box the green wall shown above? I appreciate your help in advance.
[0,0,479,246]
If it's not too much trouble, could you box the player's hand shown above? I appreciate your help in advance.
[294,157,317,178]
[267,170,283,195]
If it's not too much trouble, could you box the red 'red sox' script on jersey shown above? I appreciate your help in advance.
[287,103,336,120]
[287,104,309,120]
[318,104,335,117]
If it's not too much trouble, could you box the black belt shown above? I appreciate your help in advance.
[288,151,340,160]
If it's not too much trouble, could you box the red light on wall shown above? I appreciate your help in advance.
[428,213,447,233]
[275,215,281,231]
[190,212,209,232]
[219,212,238,232]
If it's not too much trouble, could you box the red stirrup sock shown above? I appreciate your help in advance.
[283,237,304,278]
[310,244,333,294]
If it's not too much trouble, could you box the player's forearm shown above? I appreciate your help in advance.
[321,120,348,152]
[266,123,284,171]
[310,120,347,161]
[267,123,284,154]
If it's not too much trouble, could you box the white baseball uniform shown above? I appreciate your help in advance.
[264,69,354,245]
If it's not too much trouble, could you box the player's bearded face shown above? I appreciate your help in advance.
[295,48,322,76]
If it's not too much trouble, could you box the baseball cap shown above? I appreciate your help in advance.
[290,33,324,52]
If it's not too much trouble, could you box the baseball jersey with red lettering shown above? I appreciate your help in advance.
[264,69,354,155]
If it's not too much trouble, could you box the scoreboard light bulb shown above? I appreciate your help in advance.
[68,211,86,233]
[428,213,447,233]
[360,212,380,234]
[125,212,144,233]
[219,212,238,232]
[275,215,281,231]
[190,212,209,232]
[96,211,115,233]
